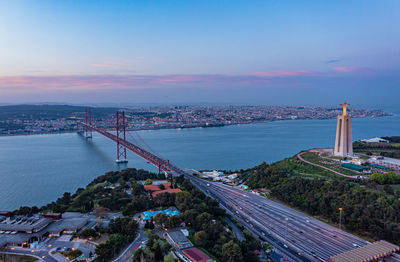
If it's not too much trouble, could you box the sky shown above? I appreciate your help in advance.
[0,0,399,107]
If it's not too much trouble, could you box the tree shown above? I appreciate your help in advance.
[194,231,207,247]
[153,213,169,226]
[164,253,176,262]
[166,215,182,228]
[145,220,155,229]
[222,240,243,262]
[158,184,165,190]
[80,228,97,239]
[144,179,153,185]
[95,242,113,262]
[195,212,212,230]
[133,248,145,262]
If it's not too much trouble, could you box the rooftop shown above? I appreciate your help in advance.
[0,216,52,233]
[328,240,400,262]
[182,247,213,262]
[167,229,193,250]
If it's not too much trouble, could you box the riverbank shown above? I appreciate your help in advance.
[0,113,393,138]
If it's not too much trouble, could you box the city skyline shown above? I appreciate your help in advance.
[0,1,399,106]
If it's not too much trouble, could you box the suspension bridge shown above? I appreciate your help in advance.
[78,109,187,176]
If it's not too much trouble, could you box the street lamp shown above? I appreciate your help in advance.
[285,217,289,243]
[338,208,343,229]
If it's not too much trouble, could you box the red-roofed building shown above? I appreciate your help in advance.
[152,188,182,197]
[143,184,160,192]
[182,248,214,262]
[144,182,182,197]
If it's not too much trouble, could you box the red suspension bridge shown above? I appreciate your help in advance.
[79,109,187,176]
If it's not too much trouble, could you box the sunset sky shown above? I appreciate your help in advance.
[1,0,399,106]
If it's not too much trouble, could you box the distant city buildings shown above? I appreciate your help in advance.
[0,105,389,136]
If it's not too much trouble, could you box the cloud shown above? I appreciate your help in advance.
[333,67,372,73]
[325,59,341,64]
[0,67,380,95]
[247,70,318,77]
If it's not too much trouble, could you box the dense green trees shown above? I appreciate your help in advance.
[244,161,400,244]
[371,172,400,184]
[95,217,138,261]
[144,178,153,185]
[222,240,243,262]
[133,232,172,262]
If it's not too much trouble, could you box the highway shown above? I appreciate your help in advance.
[187,173,369,262]
[79,124,370,261]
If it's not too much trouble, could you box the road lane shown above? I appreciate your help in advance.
[187,174,369,261]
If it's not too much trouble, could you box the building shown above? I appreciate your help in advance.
[0,212,94,247]
[182,247,214,262]
[334,102,353,157]
[165,229,193,250]
[341,163,370,173]
[328,240,399,262]
[368,156,400,171]
[361,137,390,144]
[144,182,182,197]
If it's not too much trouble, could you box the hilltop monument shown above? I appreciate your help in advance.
[334,102,353,157]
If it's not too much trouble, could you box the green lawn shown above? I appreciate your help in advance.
[299,152,360,177]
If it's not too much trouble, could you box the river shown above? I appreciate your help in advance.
[0,109,399,210]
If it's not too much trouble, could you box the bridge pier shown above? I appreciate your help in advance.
[84,108,93,139]
[116,111,128,164]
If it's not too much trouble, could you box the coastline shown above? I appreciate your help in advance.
[0,113,393,138]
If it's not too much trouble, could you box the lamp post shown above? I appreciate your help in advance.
[338,208,343,229]
[285,217,289,242]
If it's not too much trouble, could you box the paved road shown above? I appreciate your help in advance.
[113,230,145,262]
[187,173,369,262]
[1,248,57,262]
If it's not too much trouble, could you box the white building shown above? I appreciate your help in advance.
[361,137,389,143]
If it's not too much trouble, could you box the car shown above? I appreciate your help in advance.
[283,244,288,248]
[352,243,359,247]
[248,212,251,214]
[261,232,265,236]
[56,247,61,251]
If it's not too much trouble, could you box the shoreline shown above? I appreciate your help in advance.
[0,114,394,138]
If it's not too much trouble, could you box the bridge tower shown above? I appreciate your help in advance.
[116,111,128,164]
[84,108,92,138]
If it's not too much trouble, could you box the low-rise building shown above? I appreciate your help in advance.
[182,247,214,262]
[144,182,182,197]
[165,229,193,250]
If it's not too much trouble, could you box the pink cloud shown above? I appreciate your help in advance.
[333,67,372,73]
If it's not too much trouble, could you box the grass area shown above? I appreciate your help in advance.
[273,153,350,180]
[300,152,361,177]
[391,184,400,193]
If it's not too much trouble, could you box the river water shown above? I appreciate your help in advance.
[1,109,399,210]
